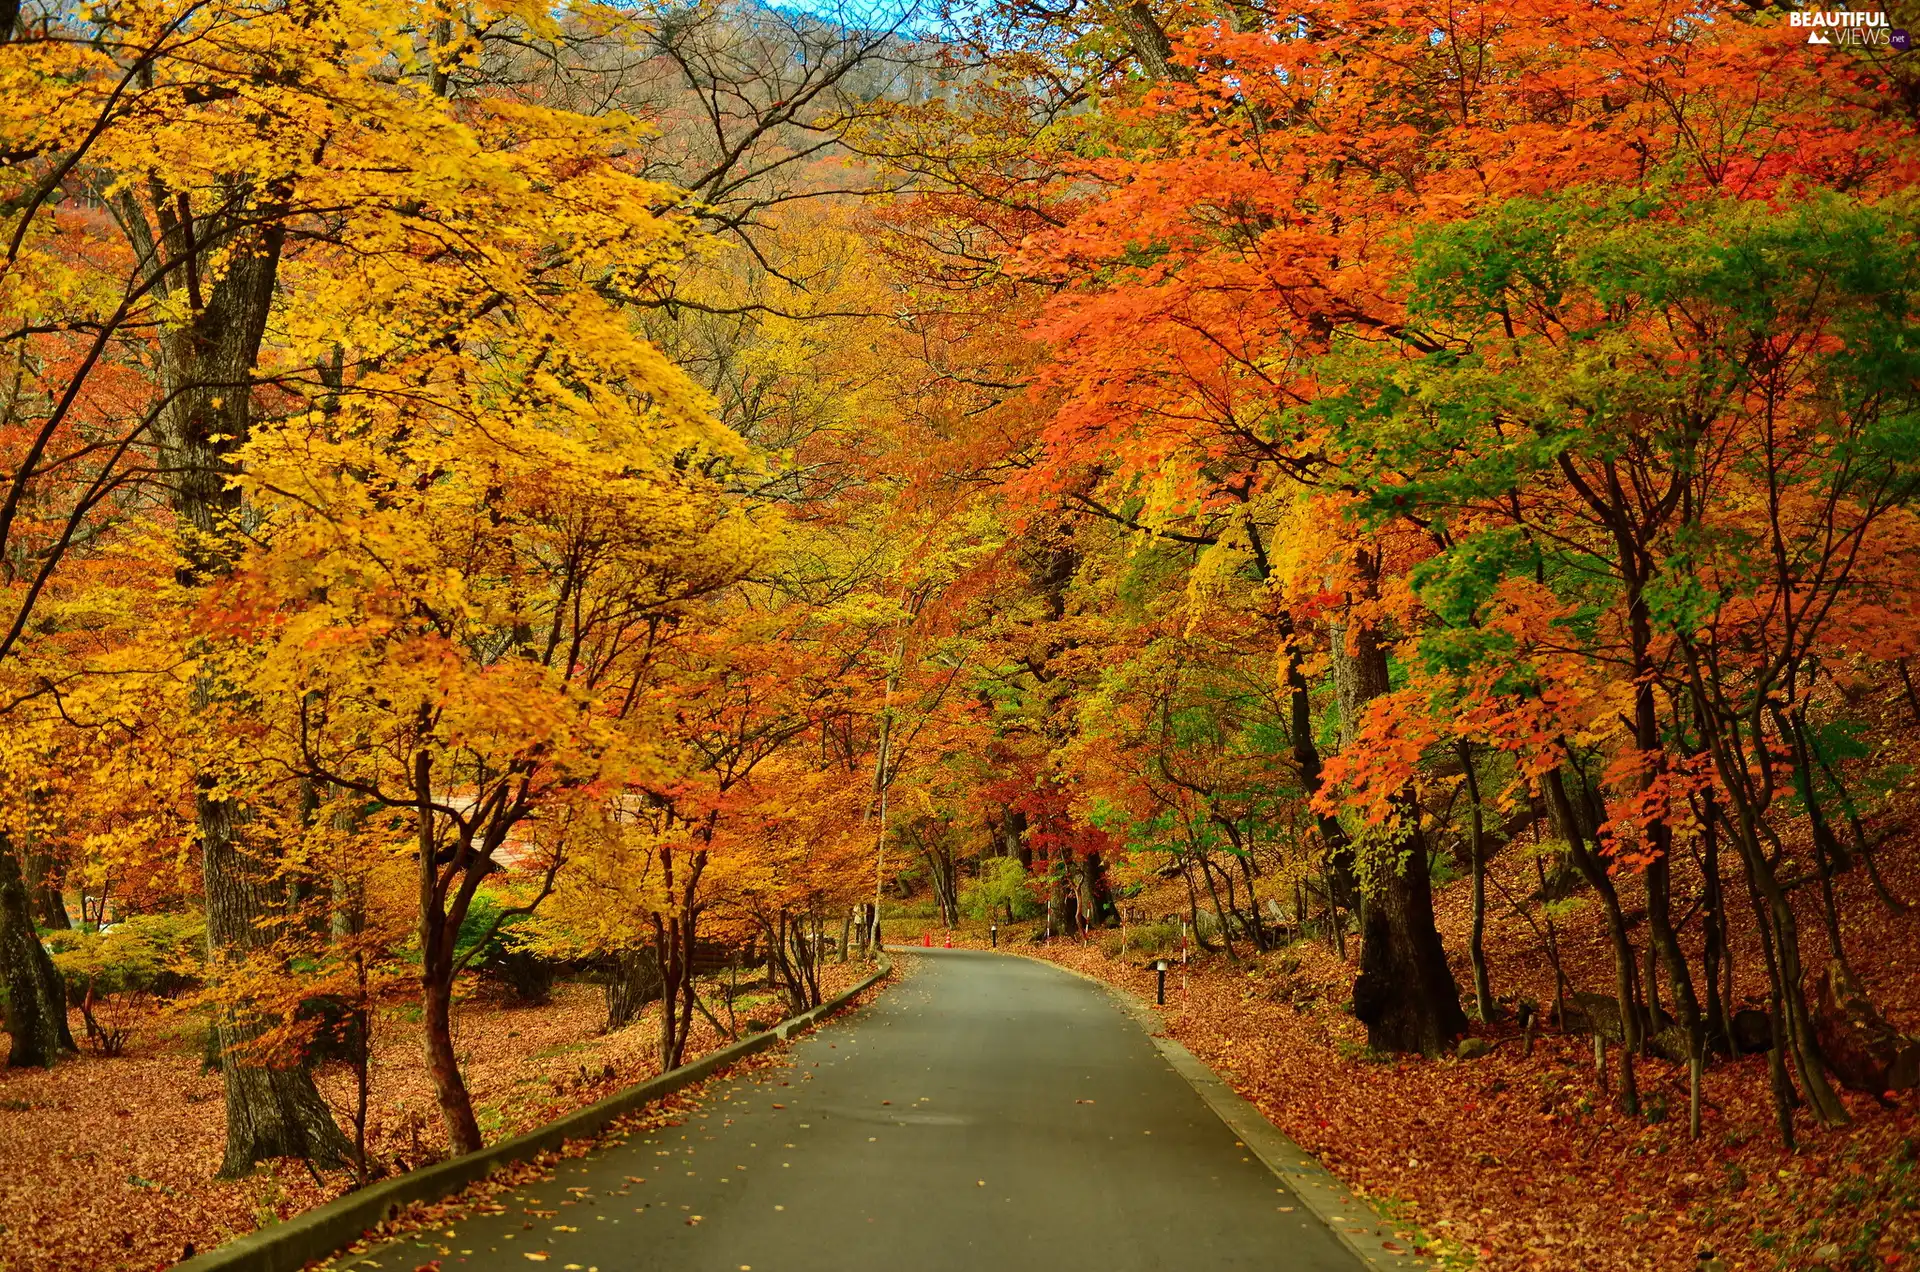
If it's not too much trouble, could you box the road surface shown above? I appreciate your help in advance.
[345,948,1365,1272]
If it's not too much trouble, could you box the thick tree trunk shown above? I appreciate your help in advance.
[25,846,70,931]
[203,790,352,1174]
[1331,607,1465,1054]
[1046,863,1070,939]
[35,883,70,930]
[1353,818,1467,1053]
[211,1044,358,1176]
[1111,0,1190,81]
[411,744,492,1160]
[145,194,348,1174]
[1074,852,1104,933]
[0,836,75,1067]
[1002,808,1031,868]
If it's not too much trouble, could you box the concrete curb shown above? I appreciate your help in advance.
[171,954,893,1272]
[1016,951,1432,1271]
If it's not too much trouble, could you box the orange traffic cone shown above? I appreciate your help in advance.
[944,932,952,948]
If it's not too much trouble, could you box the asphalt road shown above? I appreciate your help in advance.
[347,948,1364,1272]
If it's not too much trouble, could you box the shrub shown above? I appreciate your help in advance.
[459,895,557,1004]
[960,858,1043,921]
[1099,922,1179,960]
[47,912,206,1055]
[47,912,205,999]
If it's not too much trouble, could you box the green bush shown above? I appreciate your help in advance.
[960,858,1042,921]
[47,911,205,999]
[1098,922,1178,960]
[458,895,556,1004]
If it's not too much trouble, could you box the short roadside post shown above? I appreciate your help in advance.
[989,923,998,948]
[1154,958,1169,1006]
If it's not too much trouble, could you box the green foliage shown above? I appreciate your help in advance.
[454,893,513,966]
[46,912,205,999]
[1098,921,1178,960]
[458,894,556,1004]
[959,857,1043,921]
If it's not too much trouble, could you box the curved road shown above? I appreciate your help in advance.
[345,949,1366,1272]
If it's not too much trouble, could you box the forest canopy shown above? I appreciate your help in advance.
[3,0,1920,1265]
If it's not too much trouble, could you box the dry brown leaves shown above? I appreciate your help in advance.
[1008,851,1920,1272]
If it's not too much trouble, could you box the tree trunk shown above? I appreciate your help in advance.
[1046,862,1070,939]
[202,791,354,1175]
[1766,883,1848,1126]
[653,846,708,1071]
[924,838,958,928]
[1275,608,1358,907]
[411,742,491,1159]
[0,836,75,1067]
[1197,854,1238,959]
[1699,651,1854,1132]
[769,912,806,1015]
[1074,852,1103,933]
[1545,767,1643,1113]
[145,192,349,1174]
[604,947,663,1032]
[1178,855,1213,952]
[1699,804,1733,1055]
[1353,817,1467,1053]
[1234,850,1268,951]
[1002,808,1031,868]
[421,969,481,1157]
[25,846,70,931]
[1458,742,1495,1023]
[1332,605,1465,1054]
[1645,848,1701,1054]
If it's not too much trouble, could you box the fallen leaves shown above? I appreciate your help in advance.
[1024,871,1920,1272]
[0,967,872,1272]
